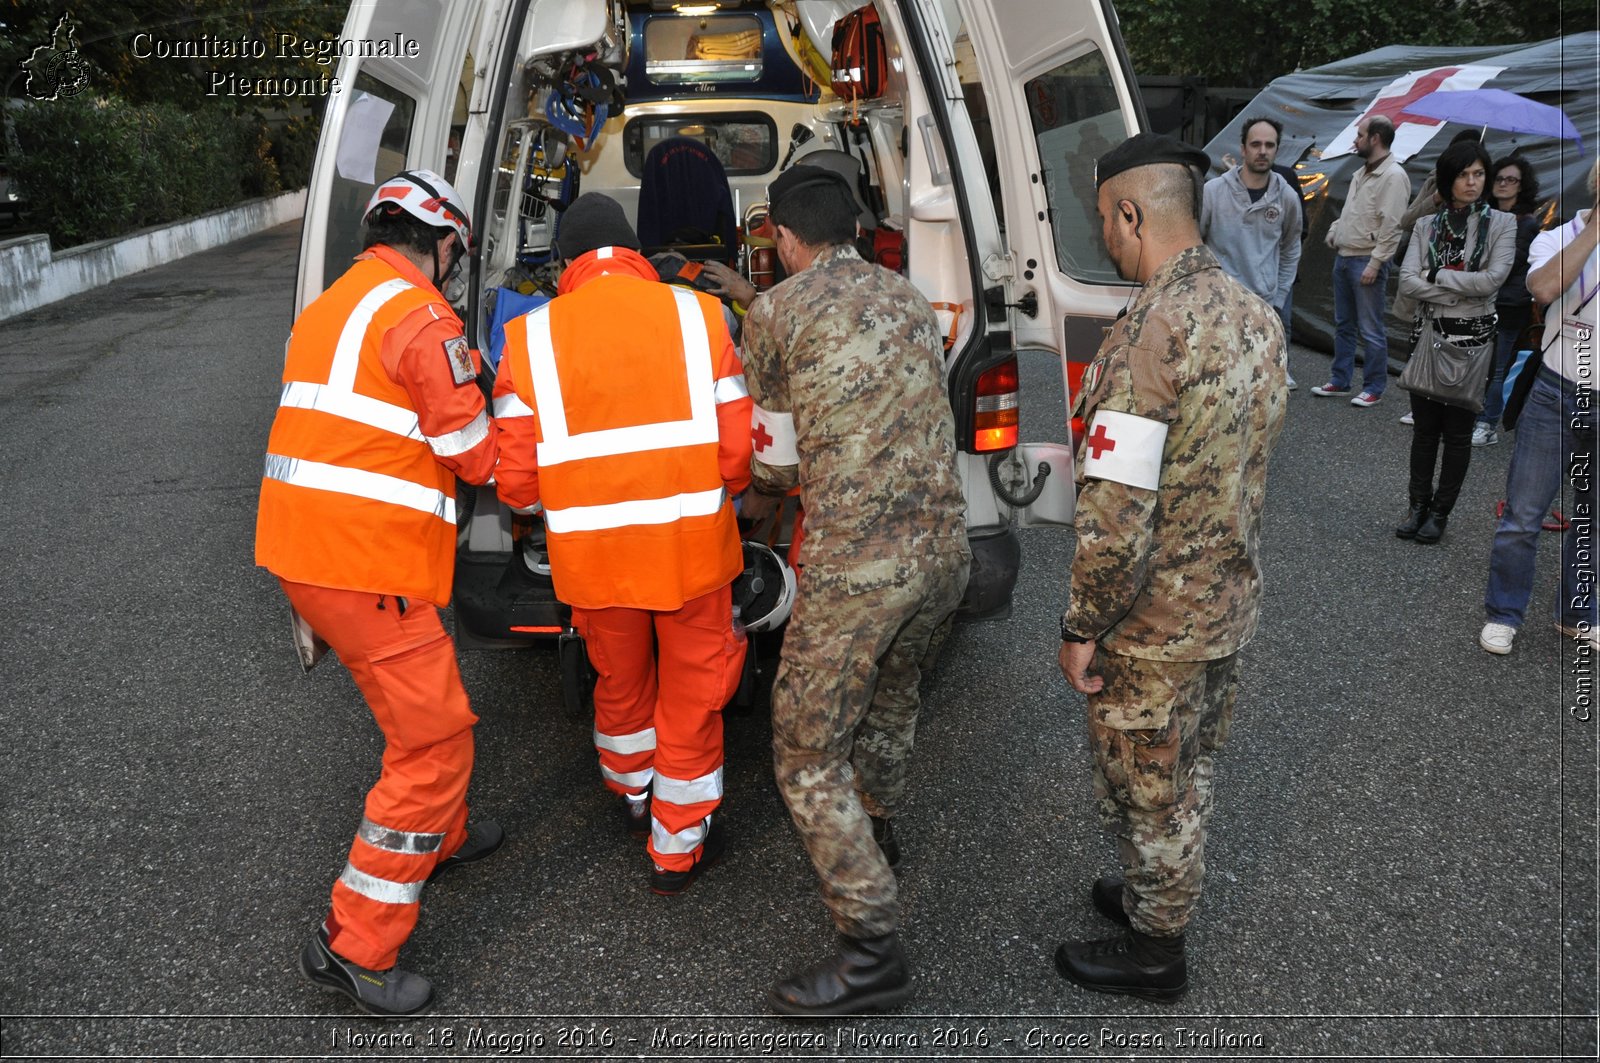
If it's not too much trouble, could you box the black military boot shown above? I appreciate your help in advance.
[869,815,901,870]
[1395,502,1430,539]
[1091,875,1130,926]
[1414,509,1449,544]
[768,932,913,1016]
[1053,929,1187,1002]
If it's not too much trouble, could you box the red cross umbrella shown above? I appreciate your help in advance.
[1402,88,1585,154]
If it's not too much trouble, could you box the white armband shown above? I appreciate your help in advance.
[1081,409,1167,491]
[752,403,799,466]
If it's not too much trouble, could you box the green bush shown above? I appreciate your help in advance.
[272,113,322,192]
[6,96,285,248]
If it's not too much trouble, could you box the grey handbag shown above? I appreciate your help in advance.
[1397,305,1495,413]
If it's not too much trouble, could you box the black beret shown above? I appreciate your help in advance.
[557,192,640,260]
[768,164,857,212]
[1095,133,1211,188]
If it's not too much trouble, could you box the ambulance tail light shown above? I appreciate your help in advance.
[973,357,1019,452]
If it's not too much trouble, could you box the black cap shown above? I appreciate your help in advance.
[1095,133,1211,188]
[556,192,640,260]
[768,164,857,212]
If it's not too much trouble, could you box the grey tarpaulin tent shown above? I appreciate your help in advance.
[1202,33,1598,357]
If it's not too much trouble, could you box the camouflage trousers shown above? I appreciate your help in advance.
[771,549,969,938]
[1087,650,1237,938]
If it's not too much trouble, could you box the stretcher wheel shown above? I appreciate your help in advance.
[558,630,593,715]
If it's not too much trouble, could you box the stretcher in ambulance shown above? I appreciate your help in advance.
[292,0,1146,688]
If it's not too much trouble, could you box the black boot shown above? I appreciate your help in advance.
[1091,876,1130,926]
[769,932,913,1016]
[1395,503,1430,539]
[1414,510,1449,544]
[869,815,901,870]
[1053,929,1187,1002]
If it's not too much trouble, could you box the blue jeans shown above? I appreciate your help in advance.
[1484,372,1599,629]
[1478,306,1531,428]
[1330,255,1390,394]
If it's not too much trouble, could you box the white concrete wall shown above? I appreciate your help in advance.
[0,189,306,322]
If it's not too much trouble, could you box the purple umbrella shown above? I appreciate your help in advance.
[1403,87,1584,154]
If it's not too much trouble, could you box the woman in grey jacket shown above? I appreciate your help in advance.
[1394,140,1515,544]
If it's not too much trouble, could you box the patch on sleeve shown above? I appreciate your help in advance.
[443,335,476,385]
[751,403,799,467]
[1081,408,1166,491]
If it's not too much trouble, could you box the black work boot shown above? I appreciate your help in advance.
[769,932,913,1016]
[869,815,901,870]
[1091,876,1130,926]
[299,925,433,1018]
[428,819,505,883]
[1053,929,1187,1002]
[1395,503,1430,539]
[1414,510,1449,544]
[650,816,725,896]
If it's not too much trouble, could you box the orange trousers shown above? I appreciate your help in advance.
[572,584,744,871]
[281,579,477,970]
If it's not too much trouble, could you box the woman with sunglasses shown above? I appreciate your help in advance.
[1472,155,1543,446]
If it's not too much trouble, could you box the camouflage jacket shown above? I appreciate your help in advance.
[740,244,966,565]
[1064,245,1287,661]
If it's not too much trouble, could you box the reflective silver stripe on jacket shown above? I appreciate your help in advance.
[601,765,655,789]
[264,453,455,523]
[652,815,710,855]
[524,290,718,467]
[357,817,446,855]
[713,374,748,404]
[328,278,414,391]
[424,409,491,457]
[493,392,536,419]
[652,766,723,806]
[338,863,425,905]
[278,381,422,440]
[594,726,657,755]
[543,487,725,534]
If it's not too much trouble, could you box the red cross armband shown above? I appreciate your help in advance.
[1081,409,1166,491]
[752,403,799,466]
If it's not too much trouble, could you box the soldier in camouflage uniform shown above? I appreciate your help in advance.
[1054,134,1288,1001]
[714,165,969,1016]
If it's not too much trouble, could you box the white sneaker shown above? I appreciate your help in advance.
[1479,622,1516,655]
[1286,373,1298,391]
[1400,411,1414,426]
[1471,423,1499,447]
[1556,621,1600,653]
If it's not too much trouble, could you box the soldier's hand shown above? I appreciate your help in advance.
[699,260,757,308]
[1059,639,1103,695]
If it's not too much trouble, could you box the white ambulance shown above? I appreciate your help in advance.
[294,0,1146,673]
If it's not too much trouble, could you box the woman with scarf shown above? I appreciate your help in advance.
[1394,140,1515,544]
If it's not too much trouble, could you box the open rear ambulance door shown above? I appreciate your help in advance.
[951,0,1145,528]
[293,0,495,314]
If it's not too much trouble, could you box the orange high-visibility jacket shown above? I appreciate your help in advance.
[494,246,753,611]
[257,247,497,607]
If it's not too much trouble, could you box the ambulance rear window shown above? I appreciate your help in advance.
[622,113,778,178]
[1024,48,1125,285]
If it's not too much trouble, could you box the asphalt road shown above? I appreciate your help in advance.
[0,223,1595,1061]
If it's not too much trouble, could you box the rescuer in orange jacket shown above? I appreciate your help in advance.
[256,170,503,1017]
[494,193,754,895]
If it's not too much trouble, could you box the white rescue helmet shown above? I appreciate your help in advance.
[364,169,473,252]
[734,541,797,633]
